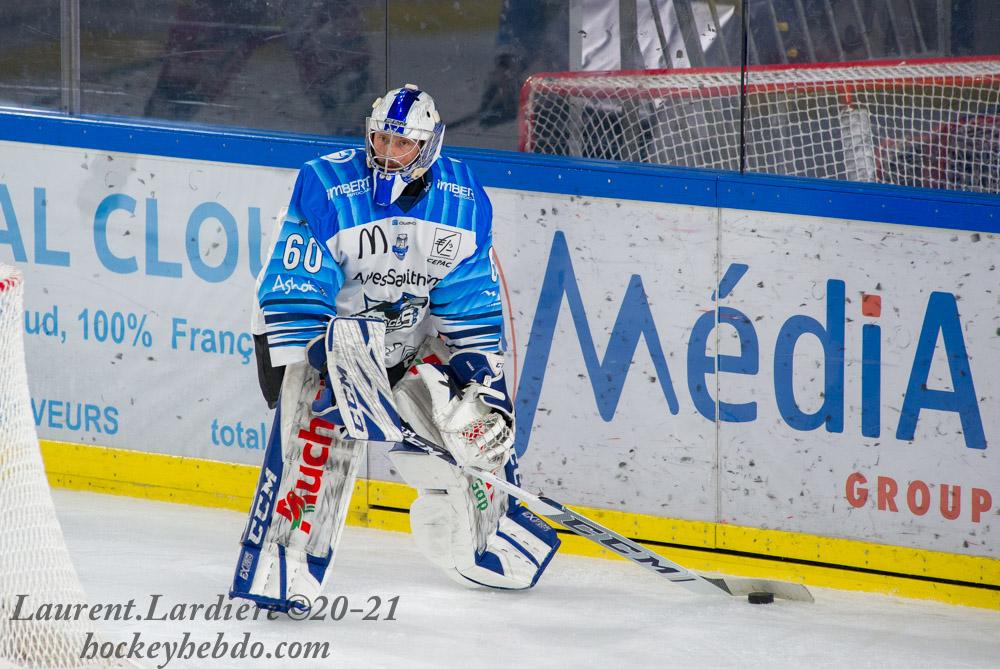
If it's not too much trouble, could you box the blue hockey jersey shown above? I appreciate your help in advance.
[255,147,504,369]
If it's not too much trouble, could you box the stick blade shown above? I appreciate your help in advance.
[704,576,815,602]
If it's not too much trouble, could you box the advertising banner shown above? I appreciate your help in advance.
[2,138,995,559]
[717,209,997,555]
[1,141,286,466]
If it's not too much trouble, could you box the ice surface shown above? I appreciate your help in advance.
[50,490,999,669]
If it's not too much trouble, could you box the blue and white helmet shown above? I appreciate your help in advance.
[366,84,445,207]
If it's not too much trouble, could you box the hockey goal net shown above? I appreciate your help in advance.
[0,266,133,668]
[519,56,1000,193]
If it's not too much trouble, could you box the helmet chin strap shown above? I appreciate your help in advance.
[373,170,409,207]
[373,165,429,207]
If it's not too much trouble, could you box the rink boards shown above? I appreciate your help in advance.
[0,111,997,607]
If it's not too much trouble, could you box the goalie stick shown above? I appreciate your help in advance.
[323,320,810,601]
[397,425,814,603]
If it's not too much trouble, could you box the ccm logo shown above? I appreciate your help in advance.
[247,469,278,544]
[337,366,367,436]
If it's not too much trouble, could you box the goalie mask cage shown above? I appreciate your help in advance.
[0,266,134,668]
[519,56,1000,194]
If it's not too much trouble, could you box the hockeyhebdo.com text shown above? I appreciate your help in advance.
[80,632,330,668]
[10,593,401,668]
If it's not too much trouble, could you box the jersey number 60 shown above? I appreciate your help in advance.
[282,233,324,273]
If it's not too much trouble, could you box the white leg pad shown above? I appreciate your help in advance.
[389,442,556,590]
[389,341,559,590]
[407,494,471,588]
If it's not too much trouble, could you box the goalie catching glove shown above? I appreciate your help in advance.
[425,350,514,471]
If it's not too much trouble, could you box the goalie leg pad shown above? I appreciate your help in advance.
[390,342,560,589]
[488,503,561,588]
[231,362,365,611]
[390,442,560,589]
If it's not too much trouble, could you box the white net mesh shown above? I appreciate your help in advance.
[520,57,1000,193]
[0,266,133,668]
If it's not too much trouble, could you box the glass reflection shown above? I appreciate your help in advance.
[0,3,62,112]
[744,0,1000,193]
[4,0,995,194]
[82,0,386,136]
[386,0,567,151]
[518,2,745,166]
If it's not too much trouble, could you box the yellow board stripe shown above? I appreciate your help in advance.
[361,472,999,589]
[39,440,999,610]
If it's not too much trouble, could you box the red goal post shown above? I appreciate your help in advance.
[518,56,1000,193]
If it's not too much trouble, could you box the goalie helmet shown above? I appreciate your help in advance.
[366,84,445,207]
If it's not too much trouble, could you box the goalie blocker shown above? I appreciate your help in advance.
[231,317,560,611]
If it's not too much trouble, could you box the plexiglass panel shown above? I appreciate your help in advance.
[0,3,62,112]
[743,0,1000,192]
[386,0,568,151]
[4,1,997,193]
[518,1,746,164]
[81,0,388,137]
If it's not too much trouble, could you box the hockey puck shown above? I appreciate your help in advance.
[747,592,774,604]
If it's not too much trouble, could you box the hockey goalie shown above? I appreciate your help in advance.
[230,85,561,611]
